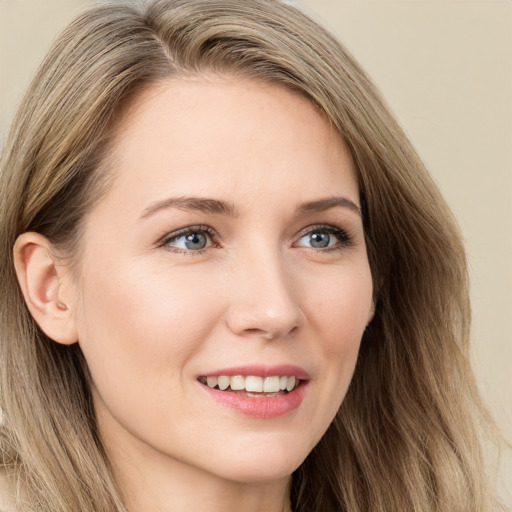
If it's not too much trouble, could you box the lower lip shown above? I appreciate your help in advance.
[199,381,307,419]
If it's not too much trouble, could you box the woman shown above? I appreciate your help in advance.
[0,0,502,511]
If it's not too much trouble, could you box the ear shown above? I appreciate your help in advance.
[13,232,78,345]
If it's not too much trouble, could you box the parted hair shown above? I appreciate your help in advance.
[0,0,501,511]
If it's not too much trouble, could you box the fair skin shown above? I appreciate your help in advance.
[14,77,373,512]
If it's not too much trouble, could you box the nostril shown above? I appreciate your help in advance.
[242,328,278,340]
[245,328,265,335]
[244,325,299,340]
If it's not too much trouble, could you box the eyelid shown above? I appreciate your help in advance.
[293,223,354,249]
[157,225,218,251]
[155,223,354,253]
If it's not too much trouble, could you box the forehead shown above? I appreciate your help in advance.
[96,76,358,219]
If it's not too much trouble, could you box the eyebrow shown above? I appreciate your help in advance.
[139,194,361,220]
[139,196,239,219]
[297,196,361,217]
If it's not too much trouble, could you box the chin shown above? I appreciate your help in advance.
[205,435,312,484]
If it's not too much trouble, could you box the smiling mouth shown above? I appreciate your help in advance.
[198,375,301,396]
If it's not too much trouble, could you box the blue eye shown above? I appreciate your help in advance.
[160,226,214,252]
[296,226,351,250]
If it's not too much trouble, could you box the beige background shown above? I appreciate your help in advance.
[1,0,510,503]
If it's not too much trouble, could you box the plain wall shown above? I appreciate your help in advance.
[1,0,510,503]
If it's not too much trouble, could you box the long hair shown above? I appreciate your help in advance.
[0,0,500,510]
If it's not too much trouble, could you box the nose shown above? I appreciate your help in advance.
[225,249,305,340]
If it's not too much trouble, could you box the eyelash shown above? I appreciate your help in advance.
[294,224,354,252]
[157,223,353,254]
[158,225,217,254]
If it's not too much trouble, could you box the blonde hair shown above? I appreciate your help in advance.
[0,0,501,510]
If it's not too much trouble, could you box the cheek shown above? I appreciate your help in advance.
[301,264,373,435]
[73,260,221,388]
[72,262,227,438]
[309,265,373,352]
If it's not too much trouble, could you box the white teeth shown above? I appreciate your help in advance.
[217,375,230,391]
[230,375,245,390]
[245,375,263,392]
[203,374,300,393]
[263,376,280,393]
[206,376,218,388]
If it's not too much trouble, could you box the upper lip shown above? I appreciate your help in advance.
[199,364,310,380]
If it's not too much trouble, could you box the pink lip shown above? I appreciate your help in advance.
[199,381,307,419]
[197,365,309,419]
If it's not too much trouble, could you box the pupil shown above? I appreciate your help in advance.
[185,232,206,250]
[310,232,330,248]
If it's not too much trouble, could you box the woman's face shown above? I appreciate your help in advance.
[69,77,373,484]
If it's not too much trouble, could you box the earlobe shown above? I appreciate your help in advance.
[13,232,78,345]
